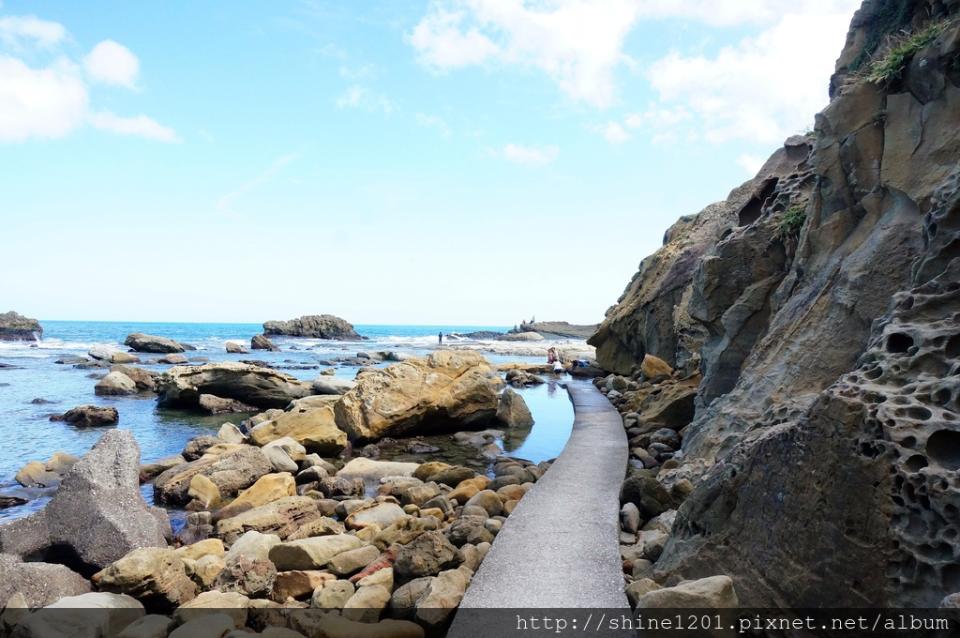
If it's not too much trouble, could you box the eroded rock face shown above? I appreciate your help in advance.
[156,362,314,410]
[335,351,504,440]
[0,431,169,576]
[588,140,812,376]
[598,0,960,609]
[0,311,42,341]
[263,315,360,340]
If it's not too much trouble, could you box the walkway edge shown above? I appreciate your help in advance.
[450,379,630,625]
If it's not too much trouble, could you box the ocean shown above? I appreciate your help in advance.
[0,320,583,522]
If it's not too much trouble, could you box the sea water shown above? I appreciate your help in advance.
[0,321,580,521]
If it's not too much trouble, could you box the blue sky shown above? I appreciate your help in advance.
[0,0,860,325]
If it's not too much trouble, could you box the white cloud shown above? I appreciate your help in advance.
[408,7,500,69]
[0,15,66,48]
[737,153,765,175]
[88,111,178,142]
[217,153,299,215]
[83,40,139,88]
[409,0,860,114]
[647,7,857,144]
[0,19,175,143]
[409,0,642,107]
[599,121,630,144]
[416,112,452,137]
[498,143,559,166]
[335,84,394,113]
[0,55,87,141]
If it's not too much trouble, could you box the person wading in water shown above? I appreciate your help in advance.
[438,331,443,345]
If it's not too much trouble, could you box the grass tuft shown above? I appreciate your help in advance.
[777,205,806,241]
[864,19,951,84]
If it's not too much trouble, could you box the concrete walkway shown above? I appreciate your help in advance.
[449,379,629,627]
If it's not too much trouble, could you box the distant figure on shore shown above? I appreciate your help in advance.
[438,331,443,345]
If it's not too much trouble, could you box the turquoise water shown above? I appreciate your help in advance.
[0,321,576,521]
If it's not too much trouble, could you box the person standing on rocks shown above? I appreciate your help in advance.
[438,331,443,345]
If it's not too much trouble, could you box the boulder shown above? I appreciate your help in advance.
[153,446,273,506]
[157,353,187,364]
[620,473,675,519]
[425,465,476,487]
[337,458,419,482]
[109,351,140,364]
[92,547,196,611]
[15,460,61,488]
[640,354,673,380]
[249,404,347,454]
[0,554,91,608]
[299,615,424,638]
[216,496,321,544]
[212,554,276,597]
[173,591,249,627]
[312,376,356,395]
[110,365,158,392]
[263,315,360,340]
[225,531,281,562]
[88,345,123,361]
[312,579,355,609]
[157,362,314,410]
[0,311,41,341]
[342,584,390,622]
[263,445,298,473]
[634,575,738,608]
[225,341,248,354]
[117,615,173,638]
[344,502,407,530]
[335,351,503,440]
[175,538,224,562]
[495,388,533,428]
[393,530,461,582]
[268,535,365,571]
[272,569,336,601]
[218,422,246,444]
[14,593,145,638]
[50,405,119,427]
[414,567,471,628]
[444,516,493,547]
[187,474,221,509]
[197,393,257,415]
[328,545,380,576]
[0,431,169,575]
[214,473,296,520]
[251,334,279,351]
[124,333,186,354]
[95,371,138,396]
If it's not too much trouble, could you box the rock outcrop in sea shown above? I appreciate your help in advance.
[511,320,599,339]
[0,311,42,341]
[593,0,960,608]
[263,315,360,340]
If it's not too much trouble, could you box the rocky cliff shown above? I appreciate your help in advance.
[594,0,960,607]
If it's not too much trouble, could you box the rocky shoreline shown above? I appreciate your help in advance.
[0,339,572,636]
